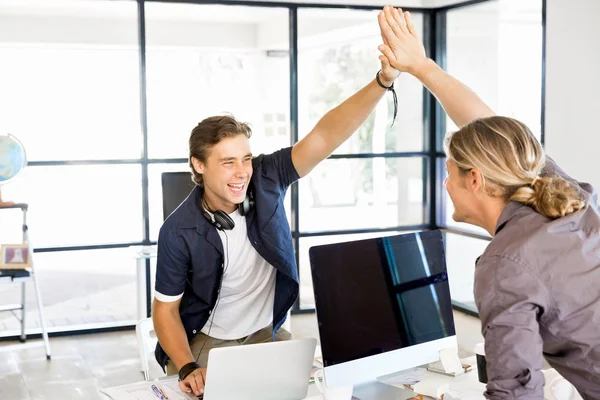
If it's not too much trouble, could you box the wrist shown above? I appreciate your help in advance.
[376,70,395,88]
[410,58,437,81]
[178,361,201,381]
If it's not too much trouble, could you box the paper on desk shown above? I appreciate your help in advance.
[376,368,427,387]
[101,377,195,400]
[439,348,464,375]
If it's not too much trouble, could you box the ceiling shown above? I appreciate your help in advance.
[0,0,541,22]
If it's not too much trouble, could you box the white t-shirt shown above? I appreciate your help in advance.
[155,209,276,340]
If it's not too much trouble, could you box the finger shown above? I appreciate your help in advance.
[380,21,389,46]
[179,380,192,394]
[378,44,397,64]
[201,369,207,387]
[404,11,418,38]
[192,368,207,395]
[377,13,390,46]
[193,372,205,395]
[383,6,405,39]
[392,7,410,35]
[378,10,395,42]
[186,375,200,396]
[379,55,391,70]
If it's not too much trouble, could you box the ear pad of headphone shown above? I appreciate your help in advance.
[238,189,255,216]
[213,210,235,230]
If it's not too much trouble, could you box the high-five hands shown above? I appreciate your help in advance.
[378,5,429,76]
[378,41,401,87]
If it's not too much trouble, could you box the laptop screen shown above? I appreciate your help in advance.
[309,230,455,367]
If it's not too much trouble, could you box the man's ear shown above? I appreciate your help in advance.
[466,168,485,193]
[190,157,205,174]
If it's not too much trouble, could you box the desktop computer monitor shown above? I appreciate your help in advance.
[309,230,457,388]
[161,171,196,221]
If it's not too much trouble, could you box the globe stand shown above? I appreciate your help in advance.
[0,189,15,207]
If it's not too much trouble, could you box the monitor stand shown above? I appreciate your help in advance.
[354,380,415,400]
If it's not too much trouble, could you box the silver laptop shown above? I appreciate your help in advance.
[202,338,317,400]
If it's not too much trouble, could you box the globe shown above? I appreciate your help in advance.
[0,134,27,205]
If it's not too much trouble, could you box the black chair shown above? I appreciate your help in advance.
[161,172,196,221]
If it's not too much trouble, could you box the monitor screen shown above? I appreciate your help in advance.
[309,230,455,368]
[161,172,195,221]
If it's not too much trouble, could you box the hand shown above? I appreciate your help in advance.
[378,54,400,87]
[377,5,428,76]
[179,367,207,397]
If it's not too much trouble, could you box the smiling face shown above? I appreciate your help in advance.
[191,134,253,213]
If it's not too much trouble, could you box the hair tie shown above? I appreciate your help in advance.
[530,176,540,187]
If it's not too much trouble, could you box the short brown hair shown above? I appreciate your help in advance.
[188,115,252,187]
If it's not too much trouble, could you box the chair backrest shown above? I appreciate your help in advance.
[135,317,161,380]
[161,172,195,221]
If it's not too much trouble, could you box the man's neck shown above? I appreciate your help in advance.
[481,199,508,237]
[202,190,236,214]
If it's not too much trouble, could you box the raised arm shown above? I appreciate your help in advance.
[377,5,495,127]
[291,54,399,178]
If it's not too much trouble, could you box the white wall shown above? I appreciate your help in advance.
[545,0,600,189]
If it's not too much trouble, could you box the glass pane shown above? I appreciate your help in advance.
[0,248,139,336]
[445,0,543,146]
[1,165,143,248]
[444,232,491,311]
[299,157,427,232]
[148,163,292,241]
[298,9,425,153]
[0,0,142,161]
[298,230,420,309]
[144,3,290,159]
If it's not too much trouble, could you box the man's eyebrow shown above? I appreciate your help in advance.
[218,153,253,162]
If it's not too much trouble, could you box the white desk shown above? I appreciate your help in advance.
[101,377,418,400]
[101,369,480,400]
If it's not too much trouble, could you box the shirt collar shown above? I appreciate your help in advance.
[494,201,525,235]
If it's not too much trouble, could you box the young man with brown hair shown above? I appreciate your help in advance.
[153,58,400,397]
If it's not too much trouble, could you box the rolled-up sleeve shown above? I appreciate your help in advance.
[474,255,548,399]
[155,229,189,299]
[260,146,300,189]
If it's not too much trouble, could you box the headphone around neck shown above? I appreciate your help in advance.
[201,188,255,231]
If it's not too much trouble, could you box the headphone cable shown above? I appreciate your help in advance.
[194,230,229,366]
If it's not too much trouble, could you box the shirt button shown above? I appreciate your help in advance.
[192,329,197,334]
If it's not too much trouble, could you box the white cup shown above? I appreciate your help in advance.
[542,369,583,400]
[313,369,353,400]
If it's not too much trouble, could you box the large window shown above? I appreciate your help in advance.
[0,0,141,335]
[0,0,544,336]
[296,8,426,309]
[440,0,543,311]
[144,3,290,160]
[144,3,291,241]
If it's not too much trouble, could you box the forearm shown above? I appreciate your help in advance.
[318,79,386,139]
[153,309,194,370]
[293,79,386,178]
[414,59,495,127]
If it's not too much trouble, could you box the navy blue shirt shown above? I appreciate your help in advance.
[154,146,300,369]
